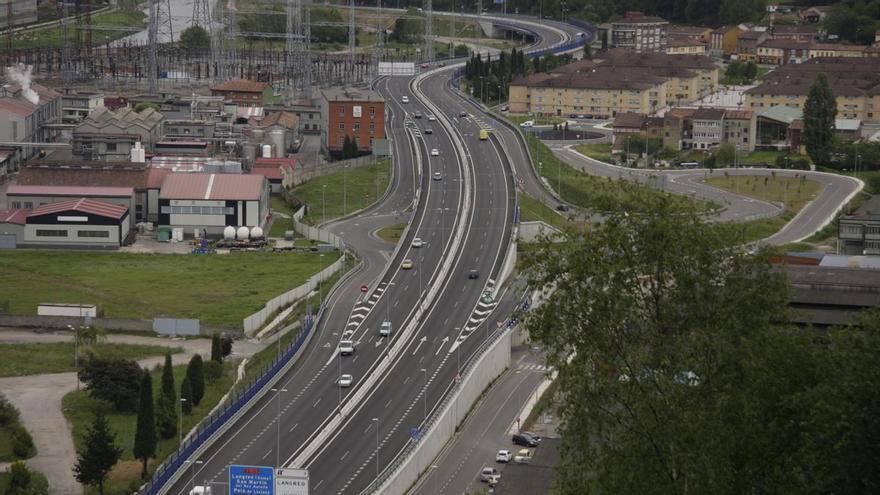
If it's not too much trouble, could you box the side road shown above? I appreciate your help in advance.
[0,329,265,494]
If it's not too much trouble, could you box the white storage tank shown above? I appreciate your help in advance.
[243,144,257,165]
[250,226,264,239]
[223,226,236,240]
[236,226,250,241]
[268,129,286,157]
[261,144,272,158]
[251,128,265,145]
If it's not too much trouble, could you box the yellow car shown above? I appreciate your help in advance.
[513,448,533,464]
[401,259,414,269]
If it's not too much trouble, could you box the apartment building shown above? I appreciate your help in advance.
[667,36,707,55]
[744,57,880,121]
[710,26,743,57]
[770,25,820,43]
[609,11,668,53]
[808,43,870,59]
[757,38,812,65]
[320,87,386,157]
[737,31,770,62]
[661,107,756,152]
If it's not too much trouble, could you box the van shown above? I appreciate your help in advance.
[479,129,489,140]
[680,162,699,169]
[189,487,212,495]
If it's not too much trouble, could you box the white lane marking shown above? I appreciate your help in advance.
[289,423,299,433]
[411,335,428,356]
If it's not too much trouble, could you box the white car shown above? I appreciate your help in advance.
[513,448,533,464]
[519,120,534,128]
[339,339,354,356]
[480,467,498,482]
[496,449,512,463]
[433,172,442,181]
[427,114,436,121]
[412,237,424,248]
[380,320,392,336]
[430,148,439,156]
[401,96,409,103]
[338,374,354,387]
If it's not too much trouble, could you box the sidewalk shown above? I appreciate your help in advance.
[0,329,266,494]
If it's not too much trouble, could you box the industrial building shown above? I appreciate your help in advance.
[0,209,28,249]
[0,80,62,161]
[22,198,131,249]
[73,106,164,160]
[320,87,386,157]
[250,157,296,193]
[7,184,136,218]
[211,79,275,107]
[158,173,269,237]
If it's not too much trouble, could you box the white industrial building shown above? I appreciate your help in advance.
[23,198,131,249]
[158,173,269,237]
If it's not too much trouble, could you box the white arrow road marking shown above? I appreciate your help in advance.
[435,336,449,356]
[375,337,385,347]
[411,336,428,356]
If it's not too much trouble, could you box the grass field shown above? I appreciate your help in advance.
[376,223,406,244]
[295,158,391,224]
[268,196,296,238]
[518,194,588,234]
[0,343,182,377]
[63,361,234,494]
[573,143,614,163]
[6,11,146,51]
[0,251,338,327]
[739,150,809,166]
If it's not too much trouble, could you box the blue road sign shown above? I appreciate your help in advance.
[410,427,421,440]
[229,465,274,495]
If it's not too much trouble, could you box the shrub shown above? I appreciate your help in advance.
[203,360,224,383]
[11,424,36,459]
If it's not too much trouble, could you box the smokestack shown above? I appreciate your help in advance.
[4,63,39,105]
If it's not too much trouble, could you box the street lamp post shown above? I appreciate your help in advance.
[420,368,428,422]
[178,398,187,446]
[68,325,80,391]
[322,184,327,225]
[372,417,380,478]
[270,387,288,467]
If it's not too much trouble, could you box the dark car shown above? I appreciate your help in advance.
[425,128,433,134]
[556,204,570,212]
[468,270,479,279]
[512,433,539,447]
[459,111,468,117]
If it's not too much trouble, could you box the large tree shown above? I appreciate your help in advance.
[77,357,142,412]
[178,26,211,52]
[803,72,837,166]
[186,354,205,406]
[73,410,122,495]
[155,354,177,439]
[133,369,157,480]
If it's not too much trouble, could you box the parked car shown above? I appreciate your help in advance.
[513,448,533,464]
[338,374,354,387]
[522,431,542,444]
[496,449,512,463]
[512,432,539,447]
[480,467,498,482]
[339,339,355,356]
[380,320,392,336]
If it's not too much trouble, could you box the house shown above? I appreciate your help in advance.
[722,109,757,152]
[211,79,275,107]
[808,43,868,59]
[73,106,164,160]
[609,11,668,53]
[61,91,104,124]
[756,38,812,65]
[839,195,880,255]
[666,36,706,55]
[661,107,755,152]
[770,25,820,43]
[320,87,386,157]
[611,113,647,150]
[250,157,296,193]
[689,108,726,151]
[710,26,743,57]
[801,6,830,24]
[16,160,150,221]
[0,81,62,162]
[666,26,712,44]
[736,31,770,62]
[22,198,131,249]
[158,173,269,237]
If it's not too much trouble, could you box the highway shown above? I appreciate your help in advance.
[162,14,579,495]
[550,144,864,244]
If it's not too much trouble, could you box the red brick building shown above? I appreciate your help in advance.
[320,87,386,157]
[210,79,274,107]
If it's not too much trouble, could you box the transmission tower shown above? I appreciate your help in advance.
[449,1,454,59]
[286,0,300,99]
[6,1,13,60]
[147,0,158,92]
[424,0,433,62]
[226,8,238,80]
[347,0,355,82]
[303,6,312,91]
[61,2,74,88]
[157,0,174,44]
[374,0,383,81]
[192,0,211,28]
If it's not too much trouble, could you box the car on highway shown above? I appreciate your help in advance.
[401,96,409,103]
[339,339,355,356]
[425,128,433,134]
[412,237,424,248]
[519,120,534,128]
[401,259,414,269]
[427,114,436,121]
[513,448,533,464]
[433,172,442,180]
[338,374,353,387]
[496,449,512,463]
[512,432,539,447]
[480,466,499,482]
[414,111,423,119]
[188,487,212,495]
[468,269,479,279]
[556,204,570,212]
[459,110,468,117]
[431,148,439,156]
[380,320,392,336]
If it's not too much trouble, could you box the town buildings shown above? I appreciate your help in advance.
[609,12,668,53]
[320,87,386,157]
[839,196,880,256]
[211,79,275,107]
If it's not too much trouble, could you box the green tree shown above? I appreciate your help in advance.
[6,461,48,495]
[178,26,211,52]
[73,410,123,495]
[803,73,837,166]
[180,376,193,415]
[133,369,156,480]
[714,143,736,167]
[77,357,142,412]
[210,333,222,363]
[133,102,160,113]
[524,194,797,494]
[186,354,205,406]
[155,355,177,439]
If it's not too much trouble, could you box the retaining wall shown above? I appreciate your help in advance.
[0,315,239,337]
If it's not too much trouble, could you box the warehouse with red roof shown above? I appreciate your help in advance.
[158,173,269,237]
[21,198,131,249]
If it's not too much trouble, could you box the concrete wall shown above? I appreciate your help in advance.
[517,221,561,242]
[0,315,240,337]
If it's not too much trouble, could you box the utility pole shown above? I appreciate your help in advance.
[147,0,158,93]
[425,0,434,62]
[348,0,356,83]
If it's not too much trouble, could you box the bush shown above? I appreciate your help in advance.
[77,357,142,412]
[6,461,48,495]
[221,335,233,358]
[203,360,224,383]
[0,393,20,426]
[10,424,36,459]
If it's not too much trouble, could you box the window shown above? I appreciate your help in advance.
[338,106,345,116]
[369,123,375,131]
[24,202,33,209]
[353,123,360,131]
[338,123,345,130]
[106,143,117,152]
[369,106,375,116]
[78,230,110,238]
[36,229,67,237]
[11,202,21,209]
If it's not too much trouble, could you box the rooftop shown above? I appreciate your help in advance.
[0,82,61,117]
[81,105,164,129]
[0,209,29,225]
[255,111,299,129]
[29,198,128,220]
[7,184,134,197]
[692,107,727,120]
[612,112,647,129]
[321,87,385,103]
[757,105,803,124]
[210,79,269,93]
[159,173,266,201]
[18,161,149,190]
[613,11,667,25]
[251,157,296,181]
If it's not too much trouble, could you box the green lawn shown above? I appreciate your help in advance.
[268,196,297,238]
[509,115,565,126]
[525,134,710,214]
[0,251,338,327]
[0,343,182,377]
[739,150,808,166]
[63,360,235,494]
[5,11,146,51]
[376,223,406,244]
[518,193,588,233]
[295,158,391,224]
[573,143,614,163]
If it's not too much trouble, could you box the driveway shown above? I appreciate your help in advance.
[0,329,265,494]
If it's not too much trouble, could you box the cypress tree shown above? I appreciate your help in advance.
[210,333,222,363]
[160,354,174,399]
[155,355,177,439]
[73,410,122,495]
[181,376,193,415]
[803,72,837,166]
[133,369,156,479]
[186,354,205,406]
